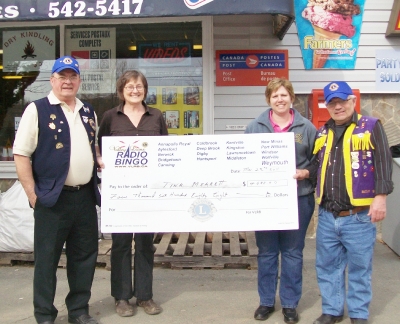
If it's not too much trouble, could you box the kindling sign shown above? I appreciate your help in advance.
[3,29,56,72]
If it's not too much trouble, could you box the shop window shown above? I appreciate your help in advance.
[65,22,203,135]
[0,27,60,161]
[0,21,203,162]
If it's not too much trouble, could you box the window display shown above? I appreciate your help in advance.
[0,21,203,161]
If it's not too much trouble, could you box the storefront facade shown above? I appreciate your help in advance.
[1,0,399,190]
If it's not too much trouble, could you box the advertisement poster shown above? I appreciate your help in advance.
[294,0,365,69]
[216,50,288,86]
[65,27,116,94]
[2,29,56,72]
[146,86,203,135]
[138,40,192,67]
[375,50,400,91]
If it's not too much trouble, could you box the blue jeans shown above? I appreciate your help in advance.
[316,207,376,320]
[256,193,315,308]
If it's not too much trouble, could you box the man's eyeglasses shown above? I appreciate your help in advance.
[125,85,144,92]
[326,98,351,108]
[52,75,79,82]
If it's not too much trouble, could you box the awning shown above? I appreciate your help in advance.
[0,0,294,39]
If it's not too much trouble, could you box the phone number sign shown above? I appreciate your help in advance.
[216,50,288,86]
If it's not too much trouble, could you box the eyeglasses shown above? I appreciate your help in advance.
[326,98,351,108]
[124,85,144,92]
[52,75,79,82]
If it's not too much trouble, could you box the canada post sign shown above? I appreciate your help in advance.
[216,50,289,86]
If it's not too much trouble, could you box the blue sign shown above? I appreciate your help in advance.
[219,53,286,70]
[294,0,365,70]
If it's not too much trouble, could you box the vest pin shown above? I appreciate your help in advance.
[56,143,64,149]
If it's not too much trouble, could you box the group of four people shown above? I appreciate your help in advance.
[13,56,392,324]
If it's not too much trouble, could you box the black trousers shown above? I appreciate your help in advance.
[33,186,98,323]
[110,232,154,301]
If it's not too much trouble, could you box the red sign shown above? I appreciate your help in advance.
[396,11,400,30]
[138,40,192,67]
[71,51,90,69]
[216,50,288,86]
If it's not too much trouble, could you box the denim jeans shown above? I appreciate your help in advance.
[256,193,315,308]
[316,207,376,320]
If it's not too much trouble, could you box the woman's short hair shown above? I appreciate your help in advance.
[116,70,148,101]
[265,78,295,106]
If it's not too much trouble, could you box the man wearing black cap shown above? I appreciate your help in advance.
[312,81,393,324]
[13,56,101,324]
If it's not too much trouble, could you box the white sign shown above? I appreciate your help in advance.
[225,125,247,131]
[376,49,400,92]
[65,27,116,94]
[3,29,56,72]
[101,133,298,233]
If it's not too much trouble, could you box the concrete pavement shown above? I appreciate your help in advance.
[1,238,399,324]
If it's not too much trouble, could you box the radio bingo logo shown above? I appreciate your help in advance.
[189,199,216,222]
[109,140,149,167]
[184,0,214,9]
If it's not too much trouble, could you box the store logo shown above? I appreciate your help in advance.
[184,0,214,9]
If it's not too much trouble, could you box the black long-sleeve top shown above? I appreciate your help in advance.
[314,112,393,215]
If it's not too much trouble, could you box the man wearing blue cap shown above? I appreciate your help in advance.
[311,81,393,324]
[13,56,101,324]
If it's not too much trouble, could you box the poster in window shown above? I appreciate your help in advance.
[3,29,56,72]
[184,111,200,128]
[146,87,157,105]
[162,87,178,105]
[164,111,180,129]
[183,87,200,105]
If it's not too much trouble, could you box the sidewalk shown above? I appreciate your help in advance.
[1,239,399,324]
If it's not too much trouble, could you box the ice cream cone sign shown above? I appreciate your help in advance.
[294,0,365,70]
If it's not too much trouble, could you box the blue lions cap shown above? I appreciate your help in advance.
[52,56,80,75]
[324,81,354,104]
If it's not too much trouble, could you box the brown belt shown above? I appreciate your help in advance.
[338,206,369,217]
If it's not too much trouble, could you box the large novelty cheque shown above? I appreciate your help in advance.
[101,133,298,233]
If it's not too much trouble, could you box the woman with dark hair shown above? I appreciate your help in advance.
[245,78,317,323]
[97,70,167,317]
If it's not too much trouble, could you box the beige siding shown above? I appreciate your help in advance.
[213,0,400,133]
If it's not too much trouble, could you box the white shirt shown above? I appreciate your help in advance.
[13,91,98,186]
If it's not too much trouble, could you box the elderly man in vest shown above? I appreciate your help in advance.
[312,81,393,324]
[13,56,101,324]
